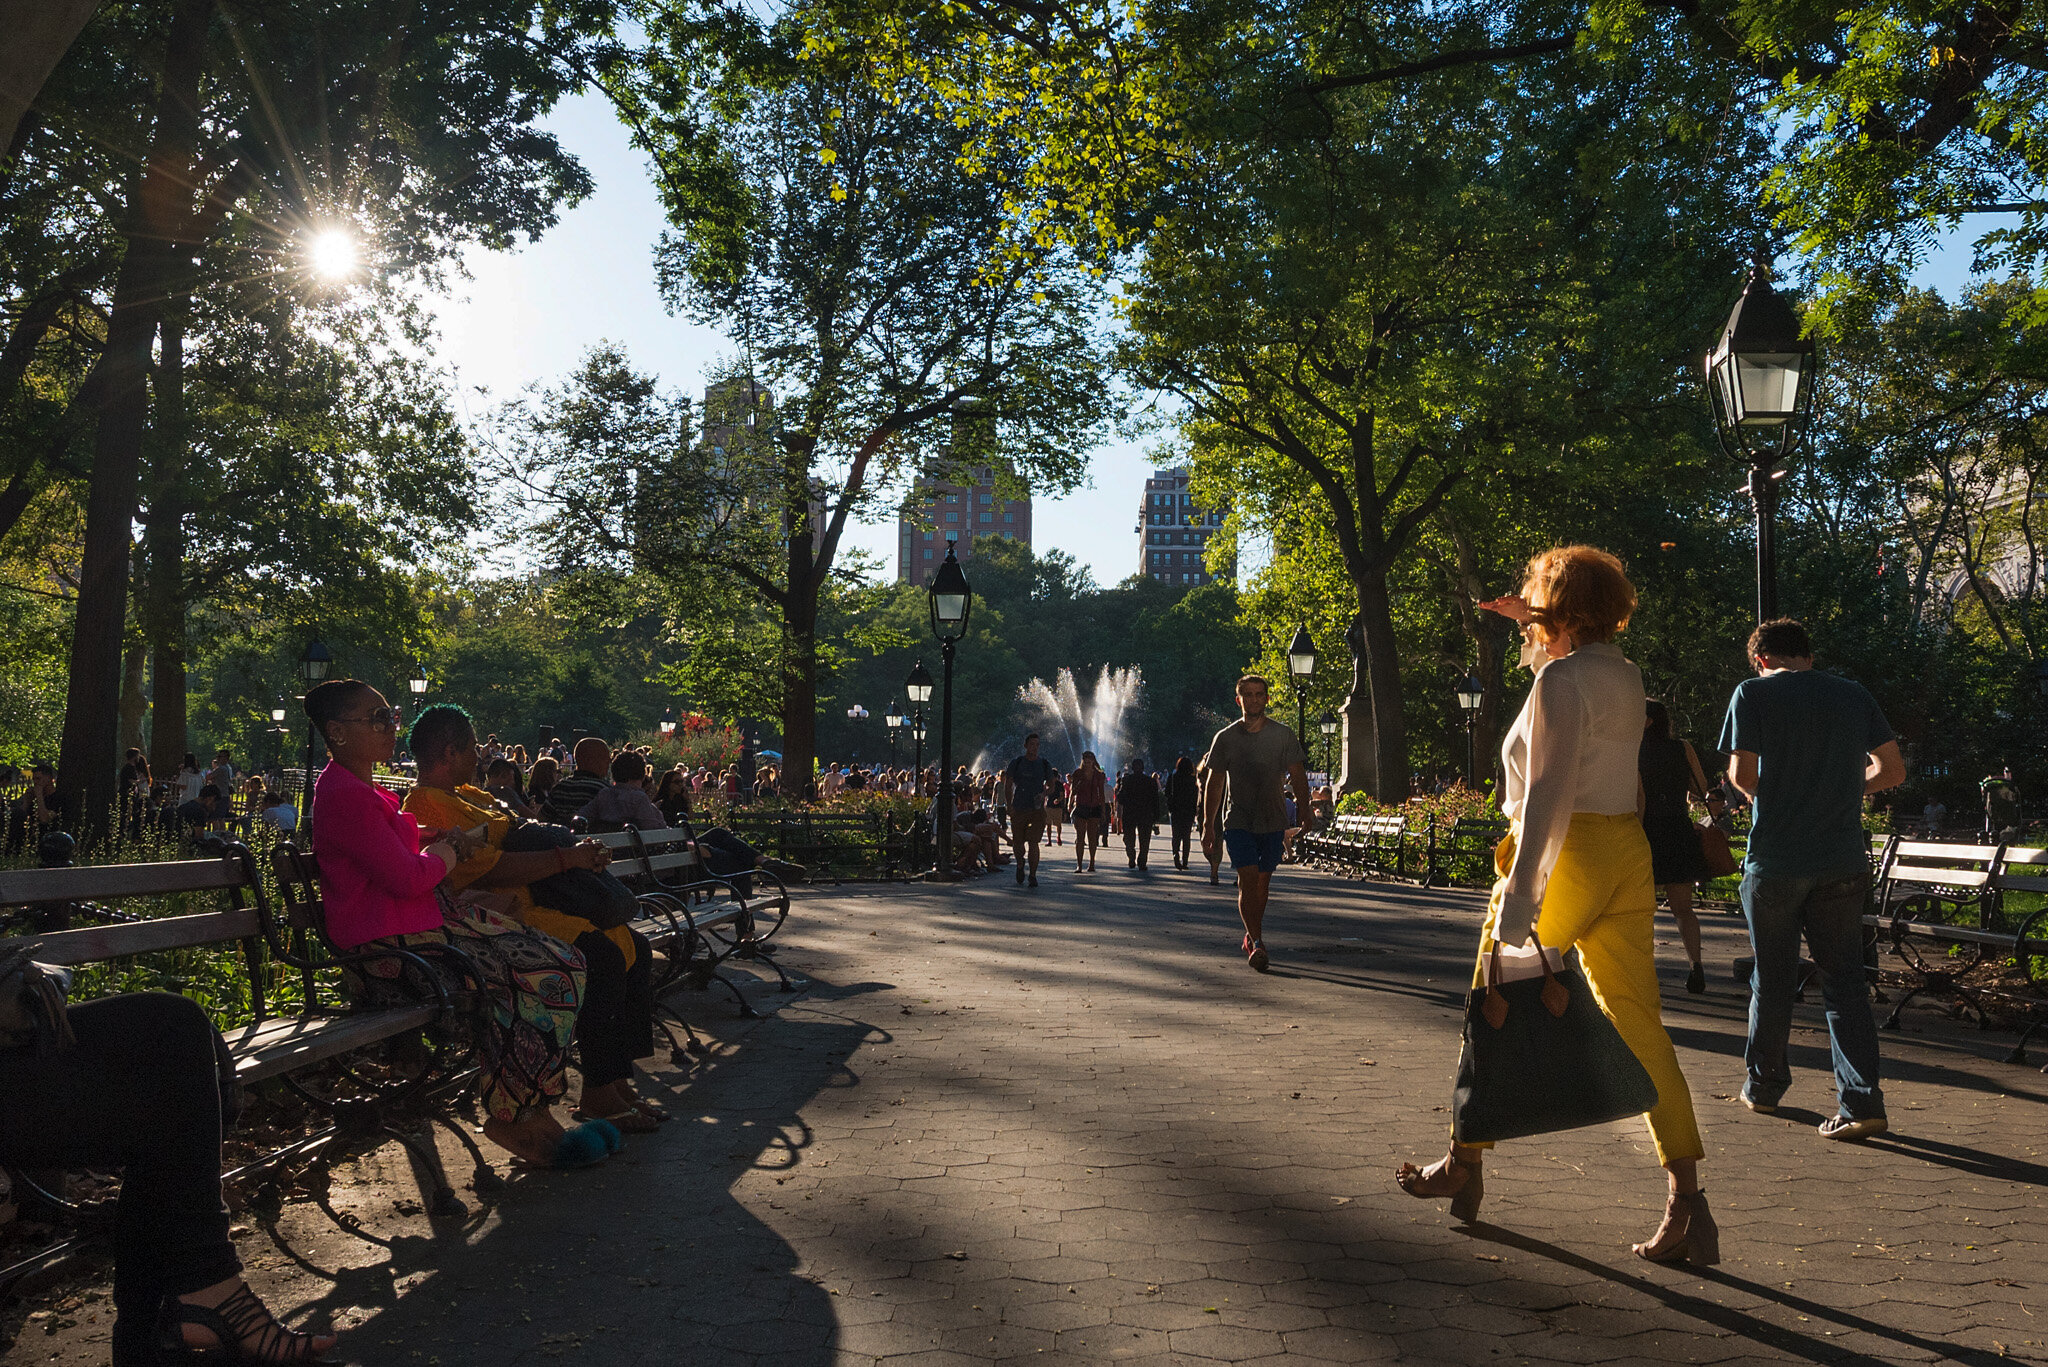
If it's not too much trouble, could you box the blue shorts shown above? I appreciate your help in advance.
[1223,829,1285,873]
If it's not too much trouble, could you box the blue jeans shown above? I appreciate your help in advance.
[1739,869,1885,1120]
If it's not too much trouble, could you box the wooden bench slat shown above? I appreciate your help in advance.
[1894,841,2001,861]
[0,856,245,907]
[226,1006,439,1082]
[0,908,263,965]
[1887,867,1994,888]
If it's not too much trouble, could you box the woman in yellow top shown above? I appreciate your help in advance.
[402,705,667,1132]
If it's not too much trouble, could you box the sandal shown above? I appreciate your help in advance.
[159,1282,337,1363]
[513,1118,623,1169]
[573,1106,662,1134]
[1395,1152,1484,1223]
[1633,1189,1720,1264]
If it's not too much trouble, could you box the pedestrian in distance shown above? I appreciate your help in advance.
[1115,760,1161,870]
[1638,699,1717,994]
[1044,771,1067,846]
[1002,733,1059,887]
[1719,617,1904,1141]
[1199,674,1312,972]
[1069,753,1108,872]
[1396,546,1713,1263]
[1165,756,1200,870]
[1194,755,1223,885]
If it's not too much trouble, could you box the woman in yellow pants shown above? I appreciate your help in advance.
[1396,546,1713,1264]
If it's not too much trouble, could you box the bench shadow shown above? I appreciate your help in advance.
[252,972,891,1365]
[1860,1132,2048,1186]
[1457,1221,2010,1367]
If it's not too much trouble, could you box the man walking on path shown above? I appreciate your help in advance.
[1201,675,1312,972]
[1719,618,1905,1141]
[1115,761,1161,870]
[1001,733,1058,888]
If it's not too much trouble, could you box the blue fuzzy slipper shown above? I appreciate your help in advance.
[551,1119,621,1168]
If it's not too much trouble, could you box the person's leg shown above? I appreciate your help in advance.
[1011,815,1028,883]
[0,994,250,1364]
[1238,869,1270,939]
[1123,816,1137,865]
[1665,883,1704,968]
[1801,870,1886,1122]
[1136,822,1152,868]
[571,928,642,1112]
[1739,872,1811,1109]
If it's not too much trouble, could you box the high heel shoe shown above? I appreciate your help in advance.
[1395,1152,1483,1223]
[1633,1189,1720,1264]
[159,1282,338,1363]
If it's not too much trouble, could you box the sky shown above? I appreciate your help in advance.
[423,93,1994,590]
[425,93,1158,590]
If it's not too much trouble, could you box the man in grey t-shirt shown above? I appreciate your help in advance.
[1201,674,1311,972]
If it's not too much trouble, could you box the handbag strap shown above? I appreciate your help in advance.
[1481,921,1570,1025]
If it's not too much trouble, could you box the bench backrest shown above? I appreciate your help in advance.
[1332,814,1404,835]
[0,850,270,1020]
[1881,839,2003,891]
[594,825,704,885]
[1994,845,2048,897]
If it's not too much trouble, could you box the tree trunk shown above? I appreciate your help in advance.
[1353,573,1407,801]
[54,0,209,839]
[141,313,189,778]
[118,635,147,756]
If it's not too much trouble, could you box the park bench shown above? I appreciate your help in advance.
[0,845,472,1292]
[1299,813,1413,882]
[593,825,799,1018]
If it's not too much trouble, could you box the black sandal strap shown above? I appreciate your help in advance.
[163,1283,328,1363]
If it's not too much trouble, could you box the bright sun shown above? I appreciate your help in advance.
[308,229,357,281]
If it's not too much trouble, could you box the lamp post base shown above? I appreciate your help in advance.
[924,868,964,883]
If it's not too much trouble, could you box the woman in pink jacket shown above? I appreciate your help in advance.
[307,678,615,1169]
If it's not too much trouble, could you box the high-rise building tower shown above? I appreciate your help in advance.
[897,463,1033,584]
[1137,465,1227,586]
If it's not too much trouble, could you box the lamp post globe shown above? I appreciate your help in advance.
[884,700,904,765]
[659,708,677,738]
[408,661,428,698]
[927,542,973,877]
[1705,266,1818,623]
[1316,710,1338,778]
[1285,624,1316,740]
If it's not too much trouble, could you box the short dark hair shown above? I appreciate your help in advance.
[31,762,55,778]
[1023,732,1039,744]
[1748,618,1814,662]
[199,784,222,800]
[610,751,648,784]
[406,703,475,764]
[1644,699,1673,739]
[485,757,517,781]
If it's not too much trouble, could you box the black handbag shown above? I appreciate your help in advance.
[1451,930,1659,1145]
[0,943,75,1055]
[501,822,639,931]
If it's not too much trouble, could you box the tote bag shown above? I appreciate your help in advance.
[1451,930,1660,1145]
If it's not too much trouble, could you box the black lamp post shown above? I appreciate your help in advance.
[907,662,934,796]
[268,696,289,774]
[885,699,905,765]
[298,640,332,831]
[1286,624,1316,740]
[1456,671,1485,787]
[1705,265,1818,624]
[928,540,973,878]
[408,660,428,703]
[659,707,676,739]
[1316,711,1338,778]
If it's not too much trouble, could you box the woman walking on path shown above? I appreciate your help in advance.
[1639,699,1716,994]
[1070,753,1108,872]
[1166,757,1200,870]
[1395,546,1712,1263]
[1045,772,1067,846]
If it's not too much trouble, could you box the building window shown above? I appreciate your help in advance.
[924,549,934,559]
[980,511,992,523]
[1004,512,1014,523]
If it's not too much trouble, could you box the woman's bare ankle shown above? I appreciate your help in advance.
[482,1109,565,1163]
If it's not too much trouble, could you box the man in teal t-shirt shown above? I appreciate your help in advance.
[1718,618,1904,1141]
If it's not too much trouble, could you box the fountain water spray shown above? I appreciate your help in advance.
[1013,665,1145,774]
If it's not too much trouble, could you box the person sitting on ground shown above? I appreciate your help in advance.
[259,791,298,833]
[541,738,611,823]
[305,680,614,1169]
[0,991,342,1364]
[401,705,667,1134]
[5,762,66,855]
[177,784,229,835]
[484,757,541,818]
[580,751,668,831]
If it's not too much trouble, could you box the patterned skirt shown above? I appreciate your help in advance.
[348,891,585,1123]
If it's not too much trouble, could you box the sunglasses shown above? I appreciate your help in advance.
[337,707,398,731]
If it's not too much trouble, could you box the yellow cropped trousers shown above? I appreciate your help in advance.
[1465,812,1705,1166]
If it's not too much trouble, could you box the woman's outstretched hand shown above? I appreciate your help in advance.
[1477,594,1533,623]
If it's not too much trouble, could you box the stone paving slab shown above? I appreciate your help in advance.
[12,860,2048,1365]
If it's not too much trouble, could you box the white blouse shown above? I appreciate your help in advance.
[1497,640,1646,945]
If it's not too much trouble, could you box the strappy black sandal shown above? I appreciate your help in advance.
[159,1282,338,1363]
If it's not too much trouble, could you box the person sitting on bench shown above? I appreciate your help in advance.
[0,992,341,1364]
[306,680,617,1169]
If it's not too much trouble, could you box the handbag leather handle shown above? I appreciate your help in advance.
[1481,923,1570,1029]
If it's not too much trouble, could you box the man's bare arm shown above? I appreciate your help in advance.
[1728,751,1759,800]
[1201,771,1224,832]
[1287,761,1312,815]
[1866,740,1905,796]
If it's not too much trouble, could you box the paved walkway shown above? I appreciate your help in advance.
[19,859,2048,1365]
